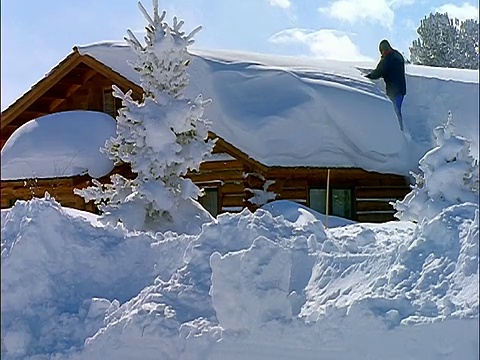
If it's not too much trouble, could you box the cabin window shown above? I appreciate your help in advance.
[309,189,327,214]
[331,189,353,219]
[309,188,353,219]
[103,88,121,118]
[199,188,219,217]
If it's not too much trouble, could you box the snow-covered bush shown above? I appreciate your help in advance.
[75,0,215,232]
[246,174,277,206]
[393,112,479,223]
[410,12,479,69]
[246,180,277,206]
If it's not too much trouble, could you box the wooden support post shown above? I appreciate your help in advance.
[325,168,331,228]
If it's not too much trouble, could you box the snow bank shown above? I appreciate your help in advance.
[1,196,478,359]
[1,196,192,358]
[1,110,116,180]
[78,42,479,175]
[261,199,355,228]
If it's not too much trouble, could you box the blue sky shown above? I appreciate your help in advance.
[1,0,478,109]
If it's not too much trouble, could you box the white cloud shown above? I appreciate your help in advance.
[436,3,479,20]
[389,0,415,7]
[318,0,415,29]
[269,28,373,61]
[267,0,291,9]
[403,18,418,32]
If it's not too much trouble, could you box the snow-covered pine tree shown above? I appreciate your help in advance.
[410,12,479,69]
[393,112,479,223]
[75,0,215,232]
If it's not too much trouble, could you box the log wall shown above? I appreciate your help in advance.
[1,175,96,211]
[191,159,250,213]
[1,165,411,223]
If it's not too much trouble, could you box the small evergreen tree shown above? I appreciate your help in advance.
[75,0,215,232]
[393,112,479,223]
[410,12,479,69]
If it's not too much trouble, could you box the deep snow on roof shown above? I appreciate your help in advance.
[1,110,116,180]
[76,42,479,175]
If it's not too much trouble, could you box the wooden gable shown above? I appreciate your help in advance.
[1,49,143,148]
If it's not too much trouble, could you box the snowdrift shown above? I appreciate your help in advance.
[1,197,478,359]
[78,42,479,175]
[261,199,355,228]
[1,111,116,180]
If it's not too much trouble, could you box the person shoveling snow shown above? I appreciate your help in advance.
[365,39,407,132]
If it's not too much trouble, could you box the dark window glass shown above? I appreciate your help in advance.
[199,188,218,217]
[332,189,352,219]
[103,89,117,118]
[309,188,327,214]
[309,188,353,219]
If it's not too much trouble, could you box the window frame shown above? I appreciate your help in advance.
[198,187,219,217]
[308,186,355,220]
[102,87,121,118]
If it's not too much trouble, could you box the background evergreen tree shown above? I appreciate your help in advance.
[410,12,479,69]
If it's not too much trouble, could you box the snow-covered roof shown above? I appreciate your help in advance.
[1,110,116,180]
[76,42,479,175]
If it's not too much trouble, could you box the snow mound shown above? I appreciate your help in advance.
[303,203,479,325]
[1,110,116,180]
[1,196,191,359]
[261,199,356,228]
[1,197,478,359]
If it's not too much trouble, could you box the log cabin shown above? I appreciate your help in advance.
[1,42,416,223]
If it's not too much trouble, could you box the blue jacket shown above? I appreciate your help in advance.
[366,49,406,97]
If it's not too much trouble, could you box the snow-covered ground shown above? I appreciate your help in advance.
[1,195,478,359]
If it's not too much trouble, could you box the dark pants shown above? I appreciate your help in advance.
[388,94,404,131]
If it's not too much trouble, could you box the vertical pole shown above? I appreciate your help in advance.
[325,169,330,229]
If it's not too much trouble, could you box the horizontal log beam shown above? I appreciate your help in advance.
[3,124,18,133]
[220,182,245,194]
[42,94,67,100]
[25,101,51,113]
[199,160,244,171]
[356,200,395,212]
[50,69,97,112]
[355,187,410,199]
[356,212,396,223]
[221,194,245,207]
[276,189,307,201]
[188,170,245,182]
[267,168,410,186]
